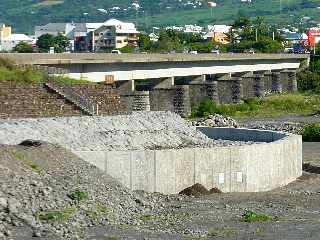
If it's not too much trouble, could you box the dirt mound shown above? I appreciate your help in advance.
[179,183,222,197]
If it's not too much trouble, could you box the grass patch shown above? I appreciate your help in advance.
[241,210,278,223]
[191,94,320,119]
[37,207,76,222]
[139,214,157,223]
[67,190,89,202]
[14,151,42,174]
[53,76,96,86]
[208,227,236,237]
[96,203,110,215]
[300,124,320,142]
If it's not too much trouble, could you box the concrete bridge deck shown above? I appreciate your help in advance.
[0,53,310,65]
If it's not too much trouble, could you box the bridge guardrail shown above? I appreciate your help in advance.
[45,77,98,116]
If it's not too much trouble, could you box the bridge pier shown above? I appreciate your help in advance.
[271,72,282,93]
[152,77,175,89]
[115,80,135,94]
[280,70,298,92]
[132,91,151,112]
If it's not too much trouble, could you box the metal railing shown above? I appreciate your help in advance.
[45,78,98,116]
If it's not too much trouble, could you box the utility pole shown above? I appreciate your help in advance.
[279,0,282,15]
[255,28,258,42]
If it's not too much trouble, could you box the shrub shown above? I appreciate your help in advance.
[67,190,89,202]
[297,71,320,93]
[301,124,320,142]
[37,207,76,222]
[241,210,276,223]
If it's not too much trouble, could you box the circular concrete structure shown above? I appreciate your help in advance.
[76,127,302,194]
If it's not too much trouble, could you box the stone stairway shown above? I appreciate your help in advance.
[45,79,98,116]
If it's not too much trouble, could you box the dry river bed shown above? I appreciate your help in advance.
[74,142,320,240]
[6,115,320,240]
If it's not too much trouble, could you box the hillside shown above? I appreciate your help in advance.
[1,0,320,33]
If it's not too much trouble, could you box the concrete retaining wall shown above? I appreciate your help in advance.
[75,128,302,194]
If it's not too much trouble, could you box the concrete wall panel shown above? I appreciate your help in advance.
[194,148,213,190]
[105,151,131,189]
[155,150,176,194]
[131,150,155,192]
[174,149,195,193]
[74,128,302,194]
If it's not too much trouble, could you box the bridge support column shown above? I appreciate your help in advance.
[206,81,219,102]
[190,75,206,84]
[174,85,191,117]
[232,77,242,104]
[252,73,265,97]
[271,72,282,93]
[116,80,135,94]
[153,77,175,89]
[280,69,298,93]
[132,91,150,112]
[288,70,298,92]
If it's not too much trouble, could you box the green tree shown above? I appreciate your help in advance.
[53,34,69,53]
[36,33,69,53]
[12,42,34,53]
[138,33,152,51]
[36,34,55,52]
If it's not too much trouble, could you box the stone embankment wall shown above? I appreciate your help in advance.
[75,127,302,194]
[121,71,297,115]
[0,82,125,118]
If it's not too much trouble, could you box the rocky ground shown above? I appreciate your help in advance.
[1,113,320,240]
[190,114,306,134]
[1,141,320,240]
[0,112,256,151]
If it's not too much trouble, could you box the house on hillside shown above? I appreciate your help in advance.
[89,19,139,52]
[204,25,231,44]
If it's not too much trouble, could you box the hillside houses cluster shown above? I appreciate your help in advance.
[2,16,320,54]
[0,19,234,53]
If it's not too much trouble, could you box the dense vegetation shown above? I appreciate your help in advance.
[0,58,44,84]
[191,94,320,118]
[1,0,320,33]
[0,58,93,85]
[301,124,320,142]
[128,16,283,54]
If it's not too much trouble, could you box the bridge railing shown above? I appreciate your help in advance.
[45,76,98,116]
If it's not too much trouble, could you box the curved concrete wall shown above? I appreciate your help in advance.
[75,128,302,194]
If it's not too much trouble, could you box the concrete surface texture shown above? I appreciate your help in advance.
[0,112,302,194]
[76,127,302,194]
[0,53,309,65]
[0,53,308,82]
[60,59,302,82]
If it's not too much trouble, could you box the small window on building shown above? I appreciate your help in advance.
[117,40,122,43]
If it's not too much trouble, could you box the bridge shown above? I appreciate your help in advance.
[0,53,310,116]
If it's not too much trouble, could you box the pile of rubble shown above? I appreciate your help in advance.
[0,112,256,151]
[191,114,238,128]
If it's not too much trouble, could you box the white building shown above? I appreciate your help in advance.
[1,34,34,51]
[92,19,140,52]
[207,25,232,33]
